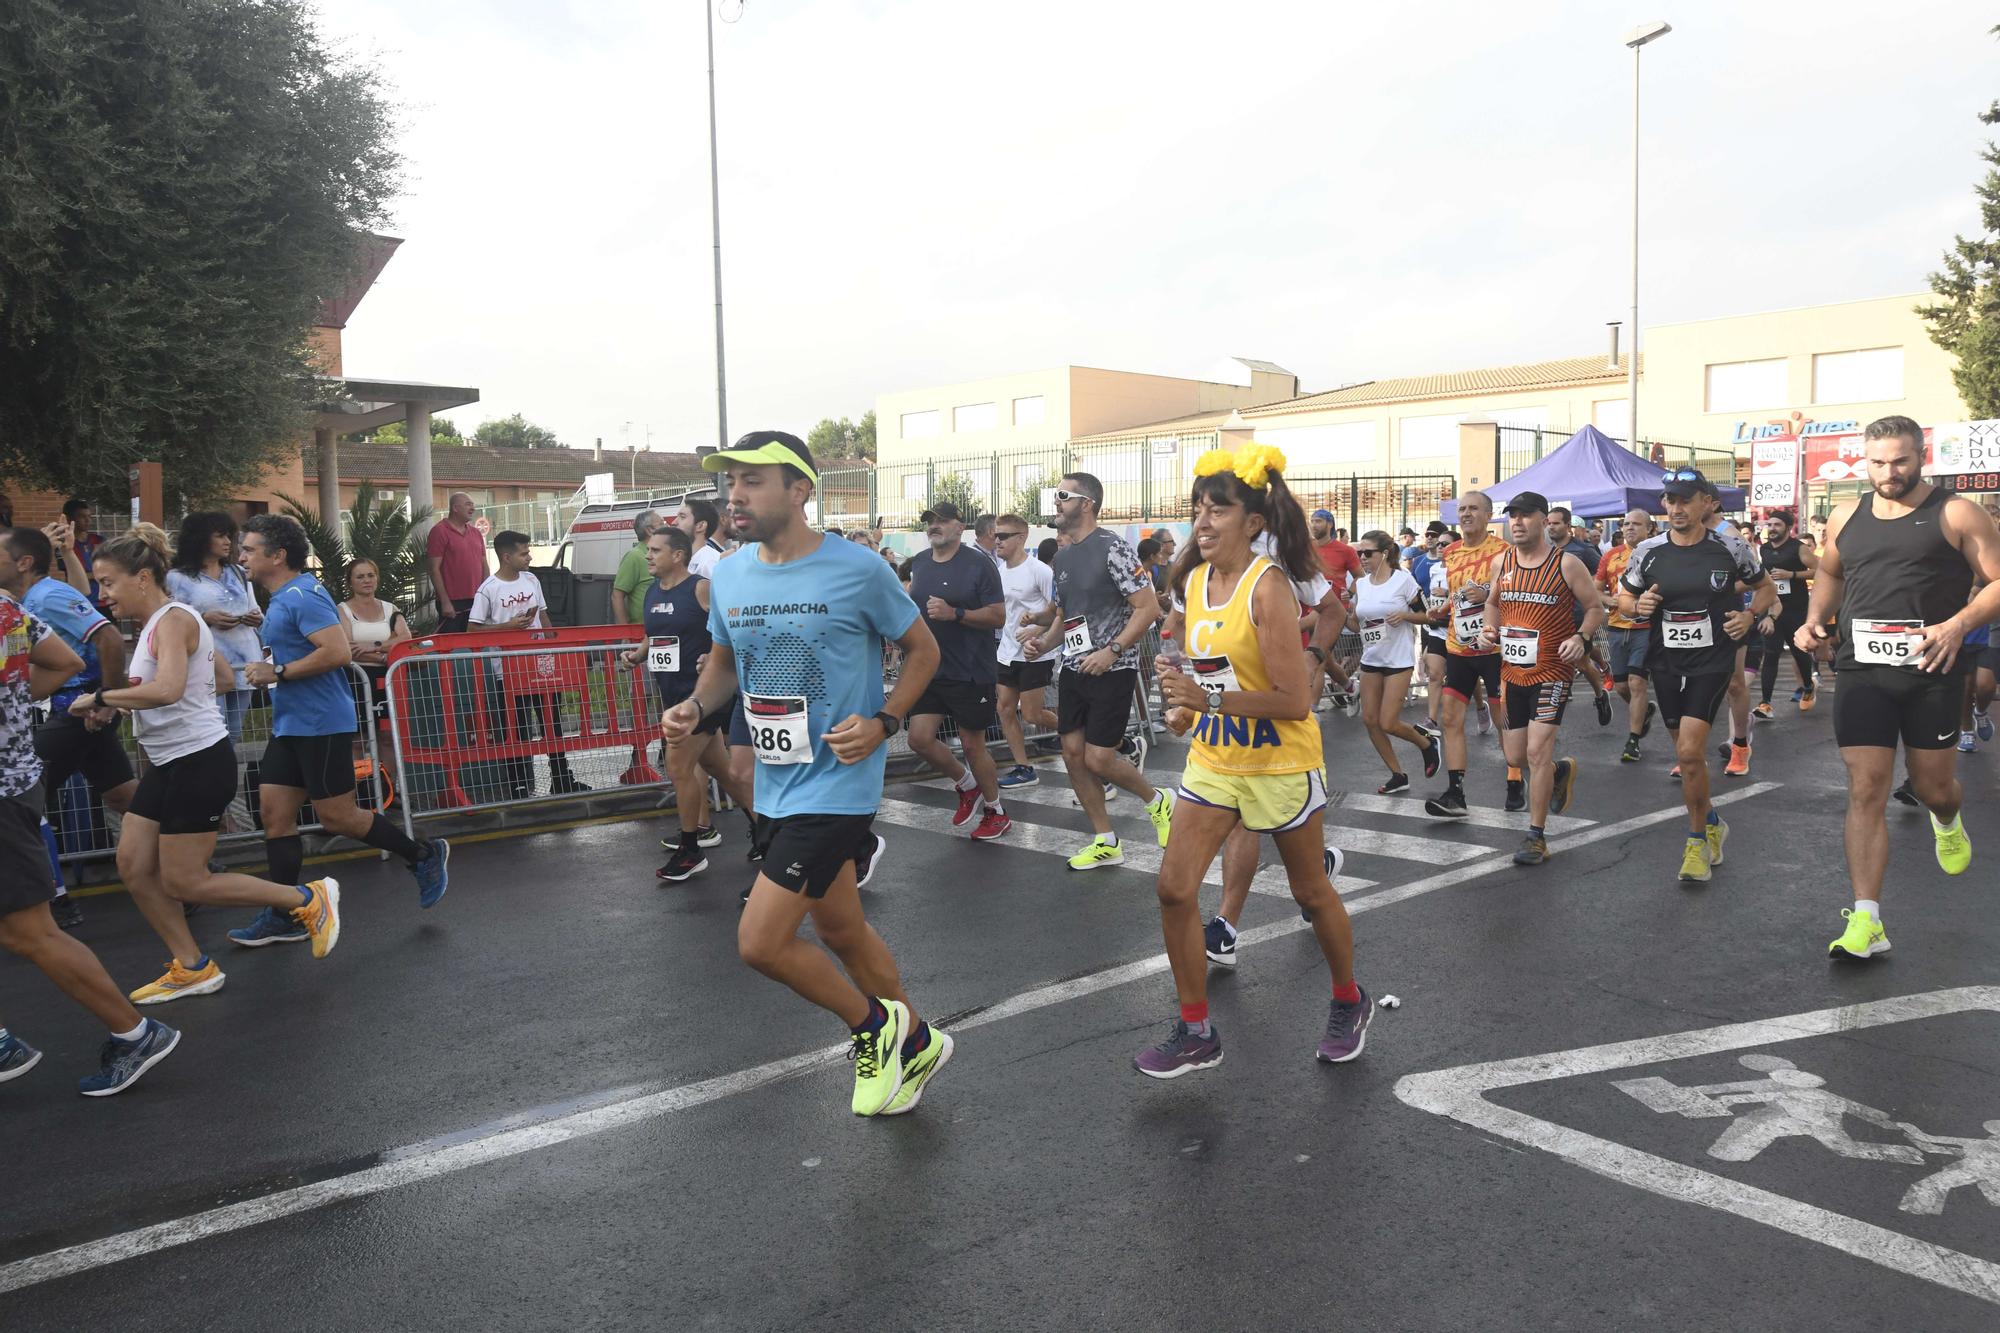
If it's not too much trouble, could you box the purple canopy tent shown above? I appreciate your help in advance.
[1442,425,1744,522]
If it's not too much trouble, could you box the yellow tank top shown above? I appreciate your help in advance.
[1184,556,1323,776]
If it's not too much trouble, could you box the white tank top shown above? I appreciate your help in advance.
[342,601,394,647]
[130,601,230,764]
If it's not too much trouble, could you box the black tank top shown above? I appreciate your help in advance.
[1835,488,1972,672]
[641,574,711,696]
[1759,537,1807,608]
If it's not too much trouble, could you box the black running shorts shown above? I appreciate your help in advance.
[1057,667,1137,749]
[1504,679,1571,729]
[997,658,1055,691]
[909,677,998,732]
[129,738,238,835]
[1653,671,1731,731]
[1833,666,1963,751]
[34,714,135,797]
[0,786,57,915]
[258,732,357,800]
[759,812,878,899]
[1442,652,1502,704]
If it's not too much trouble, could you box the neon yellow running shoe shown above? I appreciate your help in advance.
[879,1027,954,1116]
[849,998,909,1117]
[129,958,226,1006]
[1147,789,1175,847]
[1068,835,1124,871]
[1829,908,1889,960]
[1706,816,1729,867]
[1678,837,1711,883]
[1932,813,1972,875]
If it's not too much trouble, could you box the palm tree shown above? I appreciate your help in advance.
[276,480,436,625]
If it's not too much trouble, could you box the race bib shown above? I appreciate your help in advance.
[1499,625,1539,667]
[1361,617,1387,647]
[1453,606,1486,645]
[1426,594,1449,614]
[1062,615,1093,657]
[1188,655,1238,708]
[1662,610,1714,650]
[646,636,680,674]
[1772,578,1793,596]
[1852,618,1924,668]
[743,693,811,765]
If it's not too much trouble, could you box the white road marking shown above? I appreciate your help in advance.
[0,783,1780,1293]
[1393,986,2000,1307]
[1329,790,1594,835]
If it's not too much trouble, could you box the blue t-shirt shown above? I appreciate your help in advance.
[708,535,918,819]
[263,573,354,737]
[22,576,108,712]
[904,544,1002,684]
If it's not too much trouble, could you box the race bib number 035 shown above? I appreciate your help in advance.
[1662,611,1713,650]
[744,693,811,764]
[1361,617,1387,647]
[1852,618,1924,668]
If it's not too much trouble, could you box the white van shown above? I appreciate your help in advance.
[552,486,722,576]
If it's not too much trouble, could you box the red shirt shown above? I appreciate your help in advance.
[426,519,489,602]
[1315,538,1359,592]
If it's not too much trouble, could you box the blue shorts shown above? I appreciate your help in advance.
[1605,627,1651,681]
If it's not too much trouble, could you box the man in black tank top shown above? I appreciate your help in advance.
[1799,415,2000,961]
[1753,512,1819,715]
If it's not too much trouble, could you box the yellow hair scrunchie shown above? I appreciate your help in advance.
[1193,445,1288,490]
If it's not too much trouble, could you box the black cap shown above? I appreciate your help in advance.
[1661,468,1717,499]
[1425,520,1450,537]
[920,501,965,525]
[1502,491,1550,516]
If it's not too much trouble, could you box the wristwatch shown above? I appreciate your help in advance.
[954,606,964,622]
[874,710,902,736]
[1205,688,1224,714]
[273,662,289,681]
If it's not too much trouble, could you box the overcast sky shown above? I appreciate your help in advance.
[320,0,1994,453]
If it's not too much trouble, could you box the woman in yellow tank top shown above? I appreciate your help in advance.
[1133,445,1374,1080]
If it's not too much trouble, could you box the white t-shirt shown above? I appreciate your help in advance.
[1353,568,1422,670]
[1252,532,1333,605]
[996,555,1055,665]
[470,571,546,628]
[688,540,724,581]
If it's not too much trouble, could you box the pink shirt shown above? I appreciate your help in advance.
[426,519,488,602]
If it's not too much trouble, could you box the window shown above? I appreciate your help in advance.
[900,409,941,439]
[1253,421,1377,466]
[1593,398,1630,439]
[1704,358,1787,413]
[1398,413,1463,460]
[953,402,997,432]
[1012,395,1046,426]
[1813,347,1904,405]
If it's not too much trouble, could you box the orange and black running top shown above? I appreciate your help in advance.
[1492,546,1578,688]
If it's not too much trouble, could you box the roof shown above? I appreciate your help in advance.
[311,376,481,434]
[1069,407,1238,445]
[1232,358,1293,375]
[1241,354,1639,416]
[306,442,709,489]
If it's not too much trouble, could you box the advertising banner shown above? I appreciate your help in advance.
[1924,419,2000,493]
[1748,438,1799,506]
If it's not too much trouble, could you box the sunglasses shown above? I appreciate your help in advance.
[1053,489,1090,505]
[1661,467,1702,484]
[997,530,1027,541]
[1356,547,1382,556]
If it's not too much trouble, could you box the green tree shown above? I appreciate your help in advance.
[1920,26,2000,416]
[276,478,434,617]
[1005,468,1066,526]
[807,413,876,461]
[474,412,560,449]
[923,470,986,527]
[361,416,465,447]
[0,0,402,510]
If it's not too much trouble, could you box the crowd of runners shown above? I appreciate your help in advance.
[3,415,1997,1114]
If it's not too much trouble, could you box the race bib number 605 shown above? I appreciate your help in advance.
[1852,618,1924,668]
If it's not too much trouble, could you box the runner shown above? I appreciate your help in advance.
[1410,522,1451,728]
[1019,471,1174,868]
[225,515,448,947]
[72,526,343,997]
[1138,444,1371,1076]
[678,498,726,580]
[662,431,950,1116]
[1619,469,1772,884]
[1423,491,1511,818]
[1708,507,1757,778]
[990,513,1058,789]
[1546,505,1616,726]
[1477,494,1599,865]
[1598,508,1659,762]
[1351,529,1439,794]
[628,526,727,883]
[1753,511,1819,720]
[1797,417,2000,959]
[0,576,182,1096]
[902,500,1010,841]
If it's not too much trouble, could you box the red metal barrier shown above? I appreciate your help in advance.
[384,625,662,811]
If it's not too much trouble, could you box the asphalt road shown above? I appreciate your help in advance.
[5,682,2000,1331]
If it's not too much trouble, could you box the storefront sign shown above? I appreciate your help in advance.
[1749,438,1799,506]
[1732,413,1858,446]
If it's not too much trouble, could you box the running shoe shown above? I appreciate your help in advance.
[1668,764,1682,781]
[1133,1020,1223,1079]
[656,846,709,882]
[1723,743,1751,778]
[1475,702,1493,735]
[854,833,888,889]
[1678,837,1712,884]
[969,808,1012,841]
[1414,721,1442,744]
[1424,788,1469,819]
[950,786,984,828]
[1595,691,1613,727]
[1752,703,1775,722]
[1979,709,1995,743]
[848,999,909,1116]
[1798,689,1817,713]
[413,837,450,910]
[998,765,1040,789]
[1118,733,1149,772]
[1550,758,1576,816]
[1933,813,1972,875]
[78,1018,179,1097]
[1706,815,1729,866]
[879,1027,954,1116]
[1305,846,1344,923]
[292,878,341,959]
[1420,736,1441,779]
[1790,686,1803,703]
[1072,782,1118,808]
[1067,835,1124,870]
[0,1032,43,1083]
[1620,736,1642,764]
[1204,918,1237,967]
[695,824,723,849]
[1146,789,1175,847]
[51,894,82,931]
[129,958,225,1006]
[1959,731,1977,754]
[1504,778,1526,813]
[1640,699,1657,737]
[227,906,308,948]
[1316,987,1373,1063]
[1829,908,1889,960]
[1377,772,1410,796]
[1892,779,1921,808]
[1512,834,1548,866]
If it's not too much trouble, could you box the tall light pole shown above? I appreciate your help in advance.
[1623,20,1671,453]
[706,1,734,453]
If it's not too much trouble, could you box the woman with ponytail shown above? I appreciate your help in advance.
[1135,446,1374,1080]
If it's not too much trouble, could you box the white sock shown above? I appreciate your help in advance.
[987,800,1003,816]
[1217,917,1237,940]
[1854,899,1879,918]
[1101,831,1119,847]
[1931,810,1962,833]
[112,1020,147,1043]
[954,770,977,792]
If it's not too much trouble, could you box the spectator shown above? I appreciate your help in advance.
[470,529,586,798]
[1137,537,1168,595]
[1398,527,1421,562]
[973,513,1001,564]
[338,556,412,673]
[57,498,104,603]
[1036,537,1058,566]
[677,497,725,579]
[610,509,660,625]
[848,530,879,551]
[425,492,488,633]
[1310,508,1360,596]
[166,511,264,746]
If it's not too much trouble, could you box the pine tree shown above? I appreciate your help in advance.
[1920,26,2000,416]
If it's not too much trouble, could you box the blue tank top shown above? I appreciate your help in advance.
[641,575,710,700]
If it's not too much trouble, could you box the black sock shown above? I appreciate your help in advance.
[901,1020,931,1059]
[1448,769,1465,794]
[1529,823,1545,839]
[361,813,427,865]
[852,997,888,1035]
[1733,736,1748,749]
[267,833,304,887]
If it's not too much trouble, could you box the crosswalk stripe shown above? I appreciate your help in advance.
[873,796,1379,899]
[1327,789,1595,835]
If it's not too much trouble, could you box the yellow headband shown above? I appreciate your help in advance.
[1193,444,1287,490]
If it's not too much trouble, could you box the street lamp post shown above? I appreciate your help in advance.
[1623,20,1672,453]
[706,1,732,453]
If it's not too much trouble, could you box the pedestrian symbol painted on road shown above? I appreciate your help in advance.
[1614,1054,1924,1166]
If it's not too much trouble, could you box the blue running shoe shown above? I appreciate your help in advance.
[0,1031,43,1083]
[79,1019,180,1097]
[227,906,308,948]
[413,837,450,910]
[1979,709,1995,744]
[997,765,1040,789]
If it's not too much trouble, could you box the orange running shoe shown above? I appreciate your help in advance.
[1798,689,1817,712]
[290,877,342,959]
[1724,743,1751,777]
